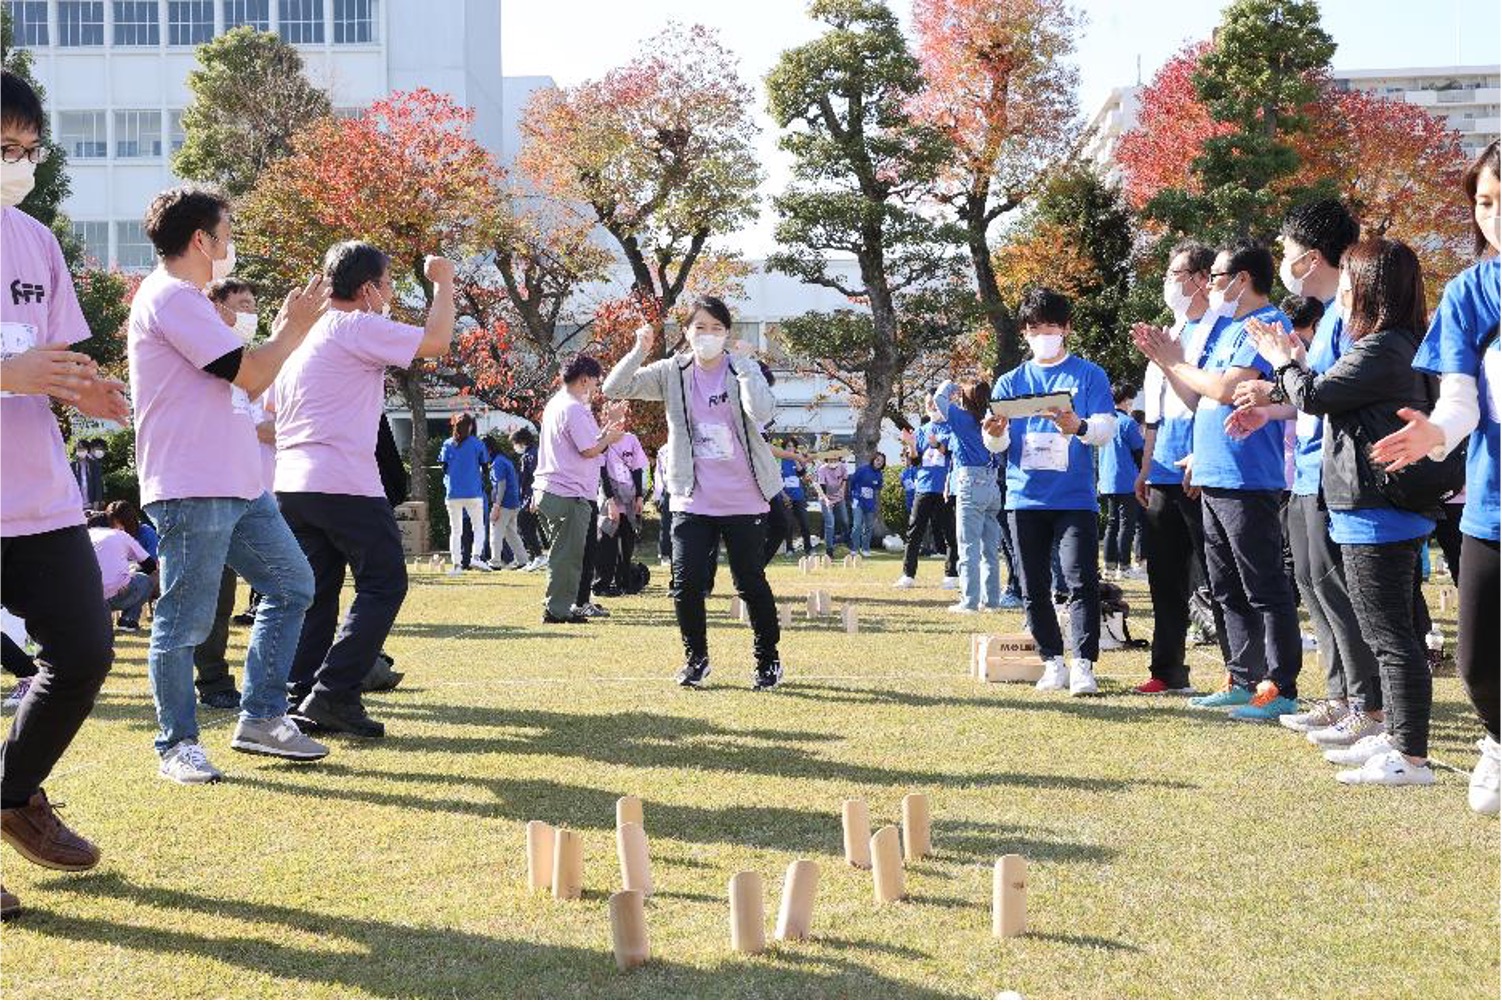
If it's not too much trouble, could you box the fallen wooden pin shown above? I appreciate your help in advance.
[775,859,820,941]
[972,633,1045,683]
[728,870,766,955]
[610,889,650,971]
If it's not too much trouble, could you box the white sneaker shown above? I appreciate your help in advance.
[1068,659,1099,697]
[1468,736,1501,815]
[1121,566,1147,581]
[445,566,463,577]
[893,575,916,589]
[1279,699,1348,733]
[1308,711,1385,748]
[1323,732,1394,766]
[1336,749,1435,786]
[158,741,224,784]
[472,562,493,572]
[939,576,959,590]
[1300,632,1319,652]
[1035,658,1069,692]
[525,556,548,572]
[946,602,978,615]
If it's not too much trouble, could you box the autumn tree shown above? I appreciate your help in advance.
[173,27,333,198]
[517,23,761,328]
[237,89,502,498]
[909,0,1082,371]
[766,0,966,462]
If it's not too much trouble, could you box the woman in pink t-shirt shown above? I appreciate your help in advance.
[603,296,785,690]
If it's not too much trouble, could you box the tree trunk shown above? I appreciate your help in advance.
[966,215,1021,377]
[853,291,900,466]
[400,366,429,501]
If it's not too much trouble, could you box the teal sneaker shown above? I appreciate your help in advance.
[1229,695,1300,721]
[1188,676,1253,709]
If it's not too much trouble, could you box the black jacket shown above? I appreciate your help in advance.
[1276,326,1436,513]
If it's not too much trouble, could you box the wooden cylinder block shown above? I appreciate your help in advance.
[616,821,653,897]
[616,795,643,830]
[728,870,766,954]
[841,798,872,869]
[551,827,584,901]
[870,825,905,904]
[526,820,555,892]
[609,890,650,971]
[842,604,858,634]
[901,792,931,861]
[775,859,820,941]
[992,854,1027,938]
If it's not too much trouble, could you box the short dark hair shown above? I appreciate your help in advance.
[1281,199,1360,268]
[1221,240,1275,296]
[1017,287,1072,328]
[510,427,536,448]
[204,276,256,303]
[143,185,231,259]
[1464,139,1500,256]
[1169,240,1215,276]
[561,354,602,384]
[684,295,732,329]
[106,499,141,536]
[1,71,45,135]
[1281,294,1326,332]
[1110,381,1137,404]
[322,241,390,300]
[1340,238,1426,341]
[85,511,111,529]
[451,412,476,442]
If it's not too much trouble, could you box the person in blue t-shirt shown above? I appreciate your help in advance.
[774,437,814,557]
[1137,241,1302,719]
[900,459,918,516]
[485,439,529,570]
[934,379,1007,612]
[1097,380,1145,581]
[989,288,1116,695]
[438,413,491,573]
[895,403,959,587]
[848,452,886,557]
[1232,200,1381,743]
[1371,139,1501,813]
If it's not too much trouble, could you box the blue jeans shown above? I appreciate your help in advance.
[107,571,154,622]
[144,492,314,754]
[851,504,877,554]
[822,499,850,553]
[954,467,1002,610]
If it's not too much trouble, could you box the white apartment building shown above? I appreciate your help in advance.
[1332,66,1500,158]
[1081,85,1140,182]
[4,0,504,268]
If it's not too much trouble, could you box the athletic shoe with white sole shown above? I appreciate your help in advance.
[1068,659,1099,697]
[158,741,224,784]
[677,658,711,688]
[893,575,916,589]
[230,715,329,760]
[1278,699,1348,733]
[1468,736,1501,815]
[1035,657,1068,692]
[1323,732,1394,767]
[1336,749,1435,787]
[946,602,978,614]
[939,576,959,590]
[1307,711,1385,748]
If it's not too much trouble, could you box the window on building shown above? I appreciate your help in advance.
[168,1,214,45]
[71,221,110,266]
[113,1,161,45]
[57,111,108,158]
[3,2,49,46]
[115,109,164,158]
[167,110,187,152]
[278,0,323,43]
[223,0,269,29]
[333,0,375,43]
[331,106,365,120]
[115,221,155,270]
[57,1,105,45]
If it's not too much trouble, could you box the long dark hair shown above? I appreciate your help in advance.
[451,412,476,444]
[1464,139,1500,257]
[1340,238,1426,342]
[958,377,992,422]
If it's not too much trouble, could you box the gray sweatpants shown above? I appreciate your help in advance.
[536,491,591,618]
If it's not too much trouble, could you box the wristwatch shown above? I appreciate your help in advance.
[1074,419,1089,439]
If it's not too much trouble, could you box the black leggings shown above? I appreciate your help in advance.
[1459,534,1500,740]
[0,526,113,807]
[903,492,957,578]
[783,497,813,555]
[671,512,779,666]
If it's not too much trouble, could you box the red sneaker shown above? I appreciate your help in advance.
[1132,677,1196,695]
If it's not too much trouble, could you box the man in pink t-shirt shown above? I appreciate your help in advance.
[129,184,330,783]
[271,241,454,738]
[0,71,133,912]
[85,514,156,631]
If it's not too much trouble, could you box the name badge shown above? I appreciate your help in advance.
[0,322,39,399]
[1021,431,1070,472]
[692,422,734,461]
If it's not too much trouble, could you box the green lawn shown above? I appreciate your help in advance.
[2,551,1497,999]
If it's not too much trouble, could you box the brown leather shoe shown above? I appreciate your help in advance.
[1,790,101,871]
[1,885,19,920]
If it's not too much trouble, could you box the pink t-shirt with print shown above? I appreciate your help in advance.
[676,359,767,517]
[89,526,147,599]
[0,208,90,538]
[533,390,604,500]
[272,309,423,498]
[815,461,848,503]
[129,268,264,506]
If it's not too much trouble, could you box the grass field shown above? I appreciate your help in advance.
[2,550,1497,999]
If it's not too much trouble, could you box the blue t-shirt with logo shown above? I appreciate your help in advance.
[1292,304,1347,497]
[850,464,885,512]
[780,457,806,502]
[912,422,951,495]
[1413,256,1501,542]
[992,354,1114,512]
[489,452,522,509]
[1191,304,1292,492]
[901,465,917,508]
[1146,317,1216,485]
[1097,409,1145,495]
[439,435,489,500]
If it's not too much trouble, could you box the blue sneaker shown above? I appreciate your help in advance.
[997,593,1024,610]
[1188,676,1253,709]
[1227,682,1298,721]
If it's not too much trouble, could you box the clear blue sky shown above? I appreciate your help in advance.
[501,0,1502,255]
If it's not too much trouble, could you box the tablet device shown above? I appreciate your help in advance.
[988,392,1074,419]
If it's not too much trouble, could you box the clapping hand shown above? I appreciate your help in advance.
[1132,322,1183,367]
[1247,317,1302,369]
[274,274,330,341]
[1232,379,1275,410]
[0,344,98,400]
[74,375,131,424]
[1223,405,1270,441]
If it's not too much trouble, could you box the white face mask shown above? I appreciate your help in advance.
[1207,274,1243,319]
[203,236,235,281]
[689,332,726,363]
[1279,250,1313,297]
[90,448,106,459]
[1336,276,1353,325]
[0,157,36,207]
[1163,277,1195,318]
[232,311,258,342]
[1482,212,1501,253]
[1025,333,1064,362]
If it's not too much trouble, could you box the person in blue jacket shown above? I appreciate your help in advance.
[485,438,529,570]
[438,413,491,573]
[849,452,886,557]
[1097,381,1144,580]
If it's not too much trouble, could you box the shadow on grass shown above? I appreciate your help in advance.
[385,623,559,641]
[27,873,957,999]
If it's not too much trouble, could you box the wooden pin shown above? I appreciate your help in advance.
[609,889,650,971]
[779,603,794,629]
[616,821,653,897]
[740,600,752,624]
[616,795,643,830]
[774,859,820,941]
[844,553,854,569]
[992,854,1027,938]
[842,604,858,634]
[728,870,766,955]
[806,591,820,617]
[816,590,831,616]
[798,556,809,574]
[551,827,584,901]
[901,793,931,861]
[841,798,872,869]
[870,825,905,903]
[526,820,556,892]
[729,596,744,619]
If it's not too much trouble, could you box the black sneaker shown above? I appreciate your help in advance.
[198,689,241,710]
[677,658,711,688]
[116,618,140,633]
[752,660,784,691]
[292,692,384,739]
[573,603,611,619]
[594,584,622,598]
[231,611,256,626]
[543,611,590,624]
